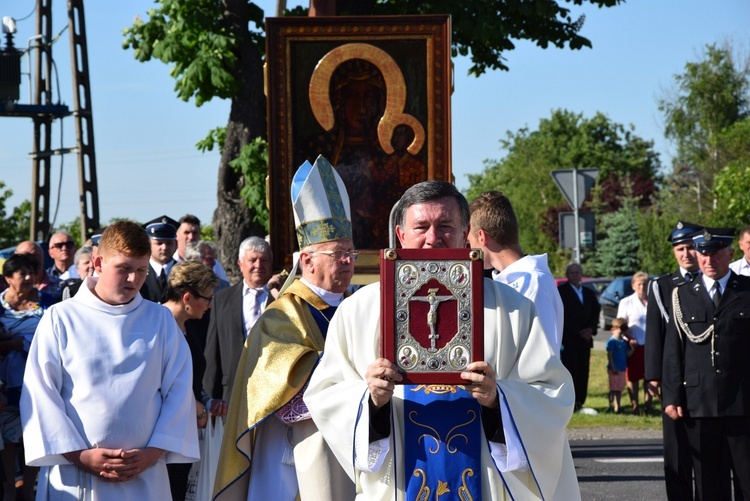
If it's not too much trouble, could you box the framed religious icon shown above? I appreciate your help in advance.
[265,15,452,274]
[380,248,484,384]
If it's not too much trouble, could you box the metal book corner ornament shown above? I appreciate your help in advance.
[380,248,485,384]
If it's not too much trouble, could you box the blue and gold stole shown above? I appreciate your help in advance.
[403,385,482,501]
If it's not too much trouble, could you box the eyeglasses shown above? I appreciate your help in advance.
[193,292,214,303]
[308,250,360,261]
[51,241,75,250]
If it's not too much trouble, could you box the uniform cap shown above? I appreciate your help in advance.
[143,215,178,240]
[668,221,703,246]
[692,227,735,254]
[89,227,107,246]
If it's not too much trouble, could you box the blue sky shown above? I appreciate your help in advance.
[0,0,748,231]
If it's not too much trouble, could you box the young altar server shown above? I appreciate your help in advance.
[21,221,199,500]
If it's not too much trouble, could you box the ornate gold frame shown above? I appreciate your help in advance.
[265,15,452,274]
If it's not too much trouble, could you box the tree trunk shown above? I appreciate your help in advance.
[213,0,267,284]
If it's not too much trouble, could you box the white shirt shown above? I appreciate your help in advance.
[492,254,563,353]
[242,282,269,339]
[701,272,731,302]
[616,293,647,345]
[149,258,174,279]
[729,257,750,276]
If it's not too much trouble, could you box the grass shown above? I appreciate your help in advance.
[567,349,662,430]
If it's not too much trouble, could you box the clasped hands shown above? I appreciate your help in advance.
[365,358,499,409]
[63,447,164,482]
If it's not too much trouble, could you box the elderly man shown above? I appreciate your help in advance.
[645,220,702,500]
[202,236,277,406]
[139,215,178,302]
[305,181,578,500]
[15,240,54,294]
[47,232,77,283]
[213,156,356,500]
[663,227,750,499]
[558,262,601,410]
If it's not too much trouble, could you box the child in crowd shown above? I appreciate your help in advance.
[606,318,633,413]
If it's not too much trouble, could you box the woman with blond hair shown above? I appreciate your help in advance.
[616,271,651,414]
[162,260,223,500]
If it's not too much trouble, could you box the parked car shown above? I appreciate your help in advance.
[599,277,633,330]
[582,278,612,300]
[598,275,656,329]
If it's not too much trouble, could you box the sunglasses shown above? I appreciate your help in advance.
[51,241,75,250]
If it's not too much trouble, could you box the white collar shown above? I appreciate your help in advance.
[300,277,344,306]
[242,281,268,297]
[702,271,731,292]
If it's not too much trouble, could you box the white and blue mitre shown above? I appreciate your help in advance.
[280,155,352,294]
[292,155,352,249]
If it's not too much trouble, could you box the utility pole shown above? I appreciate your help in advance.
[0,0,99,241]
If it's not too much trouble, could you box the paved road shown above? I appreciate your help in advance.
[571,438,666,500]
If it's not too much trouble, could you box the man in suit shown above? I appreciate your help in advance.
[558,262,601,410]
[663,227,750,499]
[645,220,702,500]
[139,216,178,303]
[202,236,275,403]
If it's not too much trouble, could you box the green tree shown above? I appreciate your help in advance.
[0,183,31,249]
[635,209,674,275]
[123,0,622,280]
[659,44,750,217]
[711,117,750,228]
[467,109,660,272]
[587,197,640,276]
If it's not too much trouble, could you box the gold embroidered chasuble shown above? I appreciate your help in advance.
[213,280,340,499]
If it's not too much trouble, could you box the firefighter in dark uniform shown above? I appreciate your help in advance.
[663,227,750,500]
[645,221,702,500]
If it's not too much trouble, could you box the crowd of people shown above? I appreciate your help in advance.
[0,159,748,499]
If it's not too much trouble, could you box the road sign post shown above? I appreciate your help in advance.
[550,168,599,263]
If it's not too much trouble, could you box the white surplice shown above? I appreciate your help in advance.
[305,279,580,500]
[493,253,564,353]
[21,276,199,501]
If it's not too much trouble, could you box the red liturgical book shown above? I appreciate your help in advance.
[380,248,485,384]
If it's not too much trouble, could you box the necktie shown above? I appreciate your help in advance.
[712,282,722,308]
[684,272,692,281]
[159,269,167,290]
[244,288,263,339]
[251,290,262,321]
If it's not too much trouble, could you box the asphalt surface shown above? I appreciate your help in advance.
[574,330,669,499]
[571,438,666,500]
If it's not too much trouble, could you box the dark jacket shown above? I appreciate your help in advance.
[139,261,174,303]
[644,270,693,382]
[558,282,600,349]
[662,272,750,417]
[202,281,272,401]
